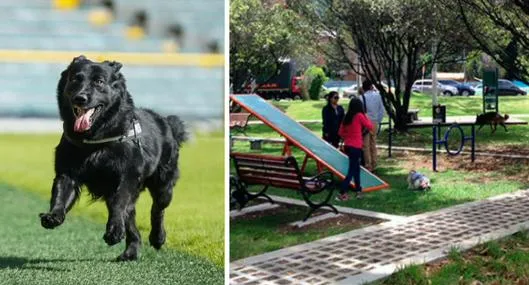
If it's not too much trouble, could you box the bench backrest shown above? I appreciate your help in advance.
[230,113,251,128]
[231,152,304,190]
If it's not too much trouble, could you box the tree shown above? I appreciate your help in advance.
[230,0,313,93]
[442,0,529,82]
[290,0,469,130]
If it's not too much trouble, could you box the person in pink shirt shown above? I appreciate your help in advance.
[337,98,374,200]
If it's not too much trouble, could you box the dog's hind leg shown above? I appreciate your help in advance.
[117,194,141,261]
[147,168,178,250]
[40,174,80,229]
[501,122,508,132]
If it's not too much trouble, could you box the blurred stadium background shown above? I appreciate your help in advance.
[0,0,224,132]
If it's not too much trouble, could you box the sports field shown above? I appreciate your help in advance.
[0,133,224,284]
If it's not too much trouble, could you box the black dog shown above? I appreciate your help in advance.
[39,55,187,261]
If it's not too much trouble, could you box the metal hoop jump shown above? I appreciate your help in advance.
[433,124,475,171]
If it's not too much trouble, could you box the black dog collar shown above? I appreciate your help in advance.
[63,119,142,145]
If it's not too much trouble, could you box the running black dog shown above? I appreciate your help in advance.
[39,55,187,261]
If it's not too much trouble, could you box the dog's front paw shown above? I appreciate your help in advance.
[103,223,125,246]
[149,228,166,250]
[116,251,139,262]
[39,212,65,229]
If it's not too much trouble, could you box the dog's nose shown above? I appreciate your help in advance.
[72,94,88,105]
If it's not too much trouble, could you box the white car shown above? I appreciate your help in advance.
[412,79,459,96]
[322,81,356,98]
[343,84,359,98]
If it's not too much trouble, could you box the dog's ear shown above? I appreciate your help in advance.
[72,55,86,63]
[103,60,123,73]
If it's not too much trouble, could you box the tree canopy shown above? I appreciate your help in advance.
[230,0,313,93]
[290,0,469,129]
[441,0,529,82]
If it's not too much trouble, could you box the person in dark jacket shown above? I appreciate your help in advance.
[322,91,345,148]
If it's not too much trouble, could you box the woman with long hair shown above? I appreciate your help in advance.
[337,98,374,200]
[321,91,344,148]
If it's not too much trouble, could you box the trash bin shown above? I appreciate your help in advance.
[433,104,446,123]
[250,139,263,150]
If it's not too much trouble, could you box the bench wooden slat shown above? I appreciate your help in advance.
[239,174,301,190]
[231,152,289,162]
[238,168,299,180]
[235,157,289,166]
[236,161,296,172]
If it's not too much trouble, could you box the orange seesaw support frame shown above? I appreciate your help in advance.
[230,94,389,193]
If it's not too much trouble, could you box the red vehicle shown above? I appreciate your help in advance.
[245,60,303,100]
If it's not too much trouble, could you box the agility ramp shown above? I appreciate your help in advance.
[230,94,389,192]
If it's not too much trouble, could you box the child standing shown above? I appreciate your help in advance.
[337,98,374,200]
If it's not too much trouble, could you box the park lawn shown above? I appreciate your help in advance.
[231,141,527,216]
[0,184,222,285]
[0,133,225,266]
[373,231,529,285]
[240,118,529,150]
[270,92,529,120]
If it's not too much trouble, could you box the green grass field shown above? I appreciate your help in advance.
[270,93,529,120]
[0,133,224,283]
[374,231,529,285]
[242,119,529,150]
[231,141,527,216]
[0,184,222,285]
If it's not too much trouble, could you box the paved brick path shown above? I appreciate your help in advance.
[230,190,529,285]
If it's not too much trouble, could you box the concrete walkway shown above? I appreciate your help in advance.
[230,190,529,284]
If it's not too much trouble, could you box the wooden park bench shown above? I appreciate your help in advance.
[230,113,251,135]
[230,152,338,221]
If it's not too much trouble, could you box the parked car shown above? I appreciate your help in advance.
[475,80,527,96]
[497,79,526,95]
[323,80,356,95]
[412,79,459,96]
[343,84,359,98]
[438,80,475,96]
[466,80,482,89]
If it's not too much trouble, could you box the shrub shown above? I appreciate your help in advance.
[303,66,328,100]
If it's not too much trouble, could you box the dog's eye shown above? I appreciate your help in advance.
[94,79,104,87]
[71,74,84,82]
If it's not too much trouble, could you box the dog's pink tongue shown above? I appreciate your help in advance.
[73,108,94,133]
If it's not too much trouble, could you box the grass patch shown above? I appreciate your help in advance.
[270,93,529,120]
[242,117,529,150]
[0,133,224,266]
[231,141,527,216]
[230,203,380,260]
[373,231,529,285]
[0,184,222,284]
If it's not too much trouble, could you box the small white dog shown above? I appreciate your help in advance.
[407,170,431,191]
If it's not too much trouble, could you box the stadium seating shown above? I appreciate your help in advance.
[0,0,224,121]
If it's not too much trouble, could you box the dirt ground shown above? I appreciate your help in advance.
[231,200,383,234]
[394,150,529,185]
